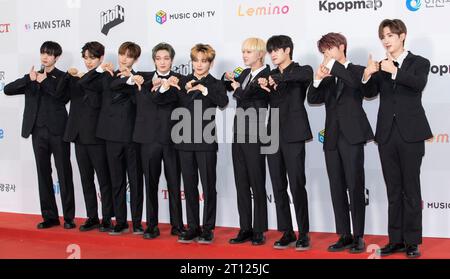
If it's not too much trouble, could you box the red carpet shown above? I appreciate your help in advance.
[0,212,449,259]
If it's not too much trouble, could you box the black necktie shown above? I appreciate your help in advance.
[392,61,399,91]
[242,73,252,90]
[335,77,344,99]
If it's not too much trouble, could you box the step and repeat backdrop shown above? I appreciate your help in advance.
[1,0,449,237]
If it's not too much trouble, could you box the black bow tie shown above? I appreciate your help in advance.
[393,61,399,68]
[157,73,170,79]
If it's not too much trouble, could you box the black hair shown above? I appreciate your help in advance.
[40,41,62,57]
[266,35,294,59]
[81,41,105,59]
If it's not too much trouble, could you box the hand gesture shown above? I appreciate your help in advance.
[188,83,206,94]
[225,72,235,81]
[36,70,47,84]
[231,81,240,91]
[133,75,144,91]
[380,52,397,74]
[29,66,37,81]
[100,62,114,76]
[315,64,331,80]
[185,80,196,92]
[117,68,132,78]
[68,68,79,77]
[258,77,270,93]
[363,54,379,81]
[168,76,181,90]
[268,76,278,91]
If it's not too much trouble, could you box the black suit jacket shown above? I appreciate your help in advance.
[362,52,432,144]
[174,73,229,151]
[4,68,68,138]
[133,71,182,144]
[96,70,138,143]
[268,62,313,143]
[55,69,105,144]
[307,61,374,150]
[223,65,270,139]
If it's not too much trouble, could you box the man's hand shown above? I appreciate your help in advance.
[187,83,207,95]
[168,76,181,90]
[117,68,132,78]
[380,52,397,74]
[29,66,37,81]
[258,77,270,93]
[268,76,278,91]
[68,68,79,77]
[315,64,331,80]
[36,71,47,84]
[76,72,85,78]
[151,78,162,92]
[225,72,235,81]
[231,81,240,91]
[101,62,114,76]
[133,75,144,91]
[185,80,196,92]
[363,54,379,81]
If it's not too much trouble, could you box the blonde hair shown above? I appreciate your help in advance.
[241,37,266,63]
[190,44,216,62]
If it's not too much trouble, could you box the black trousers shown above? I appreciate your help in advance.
[31,126,75,221]
[232,142,268,232]
[75,143,114,220]
[378,121,424,245]
[178,150,217,231]
[106,141,143,225]
[324,133,366,237]
[267,140,309,234]
[141,142,183,228]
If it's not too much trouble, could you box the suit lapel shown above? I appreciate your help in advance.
[400,51,414,73]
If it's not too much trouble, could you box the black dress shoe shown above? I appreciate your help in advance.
[406,244,421,258]
[349,236,365,254]
[198,229,214,244]
[133,223,144,235]
[64,220,76,229]
[79,218,100,232]
[252,232,266,246]
[99,218,113,232]
[171,226,186,236]
[328,234,354,252]
[178,228,201,243]
[229,229,253,244]
[37,219,60,229]
[273,231,296,249]
[295,234,311,251]
[108,223,129,236]
[143,226,160,239]
[378,243,406,257]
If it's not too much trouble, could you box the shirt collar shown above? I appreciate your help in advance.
[394,49,408,68]
[343,60,350,69]
[250,65,266,78]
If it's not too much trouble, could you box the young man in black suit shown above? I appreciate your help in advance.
[223,37,270,246]
[307,33,374,253]
[55,42,114,232]
[259,35,313,251]
[362,19,432,258]
[130,43,185,239]
[175,44,229,244]
[95,42,144,236]
[4,41,76,229]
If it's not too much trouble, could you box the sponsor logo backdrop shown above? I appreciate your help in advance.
[0,0,449,237]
